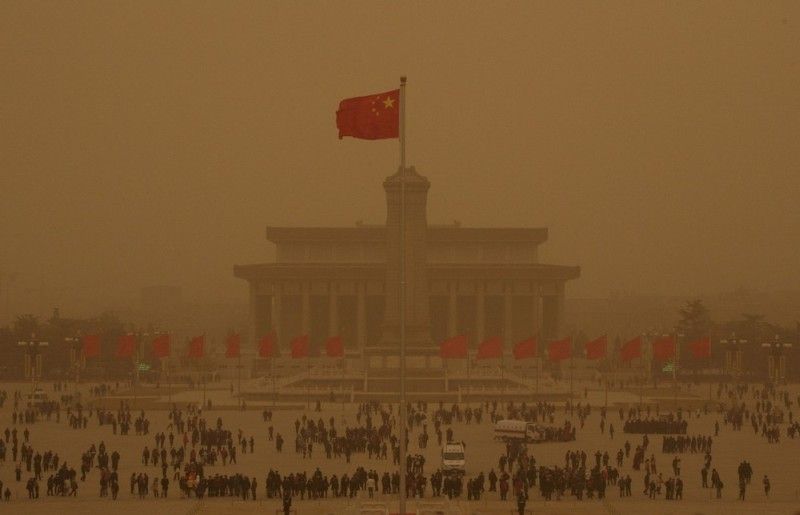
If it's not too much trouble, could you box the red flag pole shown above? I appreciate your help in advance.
[673,332,679,410]
[466,347,471,408]
[133,333,139,408]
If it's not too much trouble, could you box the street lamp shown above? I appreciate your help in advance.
[720,333,747,381]
[17,334,49,390]
[65,335,84,385]
[761,335,792,385]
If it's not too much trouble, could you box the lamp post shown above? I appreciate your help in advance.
[762,335,792,385]
[720,333,747,383]
[671,332,685,410]
[18,334,49,391]
[65,335,83,386]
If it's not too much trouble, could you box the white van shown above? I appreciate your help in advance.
[441,442,465,475]
[26,388,49,407]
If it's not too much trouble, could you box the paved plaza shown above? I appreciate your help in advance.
[1,380,800,515]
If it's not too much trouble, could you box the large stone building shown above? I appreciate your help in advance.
[234,167,579,372]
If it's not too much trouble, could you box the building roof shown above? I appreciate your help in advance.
[233,262,579,282]
[265,225,548,245]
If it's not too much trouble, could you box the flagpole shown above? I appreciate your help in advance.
[673,332,679,410]
[271,355,276,407]
[398,75,408,515]
[133,335,139,408]
[466,348,471,408]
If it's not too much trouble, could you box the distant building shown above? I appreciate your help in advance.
[234,167,580,371]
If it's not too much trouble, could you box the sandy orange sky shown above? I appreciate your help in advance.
[1,1,798,319]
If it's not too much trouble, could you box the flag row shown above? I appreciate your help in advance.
[77,332,712,362]
[439,334,712,362]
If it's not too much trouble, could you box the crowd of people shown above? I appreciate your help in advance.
[623,416,688,434]
[1,379,798,509]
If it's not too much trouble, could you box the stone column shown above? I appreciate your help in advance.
[555,282,565,338]
[447,282,457,337]
[380,166,431,350]
[249,282,258,347]
[532,283,541,336]
[357,282,366,351]
[272,284,282,345]
[301,282,310,335]
[328,283,338,337]
[476,282,485,343]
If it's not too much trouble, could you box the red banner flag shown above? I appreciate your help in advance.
[115,334,136,359]
[325,336,344,358]
[152,334,170,358]
[620,336,642,362]
[585,335,607,360]
[439,335,468,359]
[653,336,676,361]
[82,334,101,359]
[336,89,400,140]
[476,336,503,359]
[547,337,572,361]
[225,334,241,358]
[187,335,205,358]
[513,337,538,360]
[258,334,276,358]
[291,335,309,359]
[690,337,711,359]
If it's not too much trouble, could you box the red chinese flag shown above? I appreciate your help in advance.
[291,335,309,359]
[439,335,468,359]
[620,336,642,362]
[690,337,711,359]
[258,334,276,358]
[325,336,344,358]
[82,334,101,359]
[115,334,136,359]
[336,89,400,140]
[547,337,572,361]
[225,334,241,358]
[476,336,503,359]
[152,334,170,358]
[513,337,538,360]
[653,336,676,361]
[187,335,205,358]
[585,335,607,360]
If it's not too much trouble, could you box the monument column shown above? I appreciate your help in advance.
[301,282,310,336]
[272,284,282,346]
[328,282,338,338]
[447,282,457,337]
[357,282,366,352]
[249,282,258,348]
[380,166,432,352]
[476,282,485,343]
[555,282,565,338]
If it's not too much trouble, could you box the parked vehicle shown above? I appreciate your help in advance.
[26,388,49,407]
[494,419,544,443]
[441,442,466,475]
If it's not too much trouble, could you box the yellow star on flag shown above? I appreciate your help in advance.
[382,96,395,109]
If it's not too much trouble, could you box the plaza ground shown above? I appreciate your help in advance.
[1,379,800,515]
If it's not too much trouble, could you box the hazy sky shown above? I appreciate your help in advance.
[1,1,798,320]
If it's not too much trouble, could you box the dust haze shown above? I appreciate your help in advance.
[1,1,798,320]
